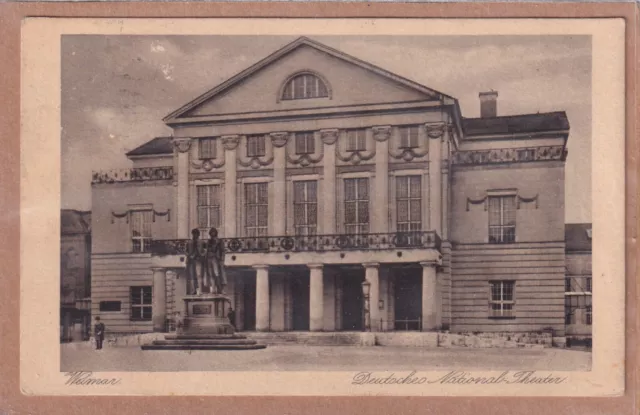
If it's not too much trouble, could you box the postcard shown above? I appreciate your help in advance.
[19,17,625,396]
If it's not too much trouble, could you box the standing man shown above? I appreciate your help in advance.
[94,316,105,350]
[203,228,227,294]
[186,228,204,295]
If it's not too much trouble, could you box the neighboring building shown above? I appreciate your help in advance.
[61,209,92,342]
[90,37,571,341]
[565,223,593,347]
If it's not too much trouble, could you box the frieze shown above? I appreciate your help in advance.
[221,135,240,151]
[238,155,275,169]
[191,158,225,171]
[270,132,289,148]
[372,125,392,142]
[452,145,566,166]
[335,144,376,166]
[320,129,339,145]
[173,137,192,153]
[111,209,171,224]
[389,146,428,162]
[286,152,324,167]
[91,167,174,184]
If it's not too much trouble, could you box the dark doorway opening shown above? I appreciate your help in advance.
[341,269,364,331]
[243,275,256,331]
[291,273,310,331]
[394,267,422,331]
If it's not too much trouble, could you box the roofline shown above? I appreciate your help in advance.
[462,110,568,122]
[163,36,455,123]
[125,136,174,157]
[127,153,174,159]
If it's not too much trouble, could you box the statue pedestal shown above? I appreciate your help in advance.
[142,294,266,350]
[182,294,234,335]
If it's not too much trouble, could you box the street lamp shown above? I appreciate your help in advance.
[361,280,371,332]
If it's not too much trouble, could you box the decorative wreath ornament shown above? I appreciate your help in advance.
[280,237,295,251]
[227,238,242,252]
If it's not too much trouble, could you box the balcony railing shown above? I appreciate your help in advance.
[92,166,174,184]
[150,231,441,256]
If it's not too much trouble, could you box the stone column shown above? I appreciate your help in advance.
[373,126,391,233]
[308,264,324,331]
[441,128,451,241]
[270,132,289,236]
[254,265,270,332]
[222,135,240,238]
[173,138,192,239]
[420,261,438,331]
[427,123,444,235]
[320,129,338,234]
[363,262,380,332]
[151,267,167,332]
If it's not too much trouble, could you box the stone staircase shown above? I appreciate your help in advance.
[247,331,376,346]
[141,333,267,351]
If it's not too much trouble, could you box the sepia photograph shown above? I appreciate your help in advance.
[18,17,626,397]
[60,33,593,373]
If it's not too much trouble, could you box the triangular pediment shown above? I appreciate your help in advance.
[164,37,450,123]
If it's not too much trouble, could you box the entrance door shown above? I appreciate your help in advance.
[341,271,364,331]
[243,276,256,331]
[394,268,422,331]
[291,274,310,331]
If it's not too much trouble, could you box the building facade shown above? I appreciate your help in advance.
[61,209,92,342]
[90,37,571,340]
[564,224,593,346]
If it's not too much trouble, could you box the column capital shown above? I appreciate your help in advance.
[173,137,192,153]
[221,135,240,150]
[252,264,270,270]
[419,260,440,268]
[320,128,339,145]
[150,267,166,272]
[425,122,446,139]
[307,263,324,270]
[362,262,380,269]
[372,125,392,142]
[270,132,289,147]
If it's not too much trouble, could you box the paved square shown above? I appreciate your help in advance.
[61,343,591,372]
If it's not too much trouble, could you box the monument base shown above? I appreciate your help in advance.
[141,294,267,351]
[182,294,235,335]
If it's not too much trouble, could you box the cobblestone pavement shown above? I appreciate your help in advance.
[61,343,592,372]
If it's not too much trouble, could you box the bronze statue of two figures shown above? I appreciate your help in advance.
[186,228,227,296]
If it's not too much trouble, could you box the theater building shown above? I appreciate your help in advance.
[90,37,571,340]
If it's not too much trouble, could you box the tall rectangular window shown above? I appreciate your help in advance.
[197,184,221,235]
[293,180,318,236]
[489,281,515,318]
[346,129,367,152]
[130,286,152,321]
[130,209,153,253]
[344,177,369,234]
[295,132,315,155]
[399,125,420,148]
[199,138,216,159]
[245,182,268,237]
[565,295,593,325]
[396,176,422,232]
[246,135,266,157]
[488,195,516,243]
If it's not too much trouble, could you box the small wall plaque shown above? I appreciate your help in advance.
[192,304,212,315]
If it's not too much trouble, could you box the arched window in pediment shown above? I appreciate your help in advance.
[280,72,330,101]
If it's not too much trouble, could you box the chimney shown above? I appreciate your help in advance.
[479,91,498,118]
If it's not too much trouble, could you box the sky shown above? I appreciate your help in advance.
[61,35,591,223]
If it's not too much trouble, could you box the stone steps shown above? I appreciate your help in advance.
[141,333,267,351]
[141,343,267,351]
